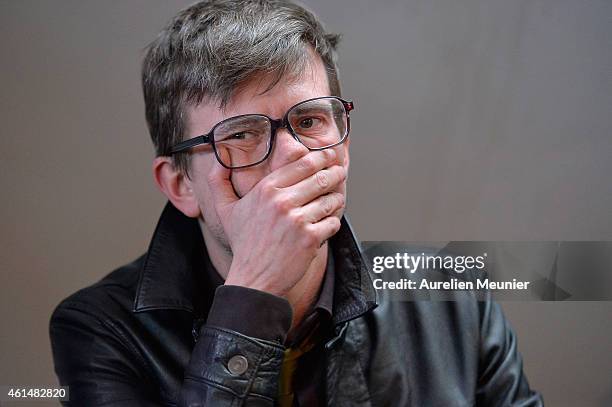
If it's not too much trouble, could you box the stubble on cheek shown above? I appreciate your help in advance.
[198,190,234,257]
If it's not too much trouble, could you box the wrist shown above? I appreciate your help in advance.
[225,260,286,295]
[206,285,293,344]
[224,273,288,297]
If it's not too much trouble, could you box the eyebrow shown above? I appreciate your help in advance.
[291,104,333,116]
[218,115,268,129]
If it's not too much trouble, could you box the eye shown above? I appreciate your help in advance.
[230,131,254,140]
[298,117,321,129]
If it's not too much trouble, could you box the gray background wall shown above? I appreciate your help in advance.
[1,0,611,405]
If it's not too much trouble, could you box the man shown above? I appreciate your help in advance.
[50,0,543,406]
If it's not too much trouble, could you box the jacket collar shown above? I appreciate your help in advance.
[133,201,378,325]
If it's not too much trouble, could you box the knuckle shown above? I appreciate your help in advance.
[286,148,305,164]
[298,156,316,172]
[335,193,345,208]
[259,181,276,197]
[330,165,345,183]
[315,170,330,189]
[273,196,293,214]
[325,148,336,161]
[290,211,307,227]
[330,217,341,232]
[322,194,333,215]
[284,191,297,206]
[301,228,319,250]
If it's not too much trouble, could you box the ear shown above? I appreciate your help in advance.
[153,156,201,218]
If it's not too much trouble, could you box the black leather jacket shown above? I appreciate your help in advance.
[50,203,543,406]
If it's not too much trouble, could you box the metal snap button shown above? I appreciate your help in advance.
[227,355,249,375]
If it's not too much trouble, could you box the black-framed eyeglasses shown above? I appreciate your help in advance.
[168,96,354,169]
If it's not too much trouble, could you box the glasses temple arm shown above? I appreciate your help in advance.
[169,135,211,154]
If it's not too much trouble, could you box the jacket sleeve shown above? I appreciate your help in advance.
[476,292,544,406]
[50,287,291,406]
[178,286,291,406]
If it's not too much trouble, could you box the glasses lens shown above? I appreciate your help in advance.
[287,98,348,149]
[213,115,272,168]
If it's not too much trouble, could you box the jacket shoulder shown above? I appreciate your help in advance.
[50,254,145,324]
[48,255,162,404]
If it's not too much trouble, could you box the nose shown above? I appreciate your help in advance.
[268,127,310,171]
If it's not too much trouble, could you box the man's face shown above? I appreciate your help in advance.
[184,50,350,251]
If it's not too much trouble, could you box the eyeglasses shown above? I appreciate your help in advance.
[168,96,354,169]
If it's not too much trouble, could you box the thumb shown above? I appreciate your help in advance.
[207,147,239,209]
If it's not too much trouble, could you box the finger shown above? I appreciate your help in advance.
[207,146,240,208]
[300,192,345,223]
[269,148,339,188]
[307,215,342,246]
[285,165,346,207]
